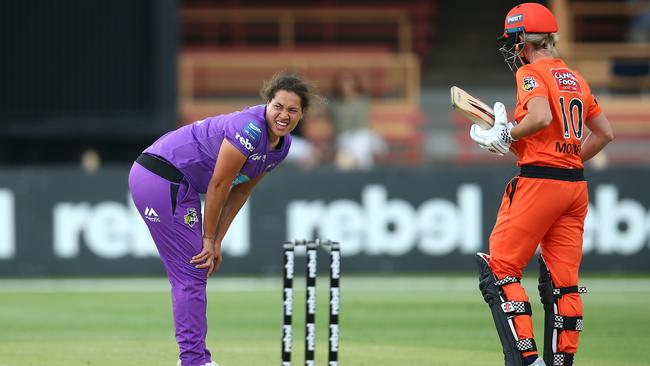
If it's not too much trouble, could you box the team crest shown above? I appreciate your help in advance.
[184,208,198,227]
[521,76,538,92]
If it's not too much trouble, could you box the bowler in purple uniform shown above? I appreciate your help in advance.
[128,72,315,366]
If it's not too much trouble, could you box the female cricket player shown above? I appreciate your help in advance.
[129,72,316,366]
[469,3,614,366]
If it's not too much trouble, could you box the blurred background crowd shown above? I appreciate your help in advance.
[3,0,649,172]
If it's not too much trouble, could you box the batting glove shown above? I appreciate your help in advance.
[469,102,516,155]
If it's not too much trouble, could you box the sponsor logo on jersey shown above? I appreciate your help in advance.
[244,122,262,143]
[232,173,251,186]
[184,208,198,227]
[144,207,160,222]
[551,68,583,94]
[249,153,266,162]
[234,132,255,152]
[507,14,523,24]
[521,76,538,92]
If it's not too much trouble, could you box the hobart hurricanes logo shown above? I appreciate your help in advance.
[184,208,198,227]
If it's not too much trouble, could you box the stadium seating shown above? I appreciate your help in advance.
[178,2,431,165]
[551,0,650,91]
[179,51,420,104]
[180,1,434,58]
[545,0,650,165]
[179,51,424,165]
[597,97,650,164]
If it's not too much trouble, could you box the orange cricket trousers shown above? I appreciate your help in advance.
[488,171,588,357]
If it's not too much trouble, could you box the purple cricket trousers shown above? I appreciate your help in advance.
[128,156,213,366]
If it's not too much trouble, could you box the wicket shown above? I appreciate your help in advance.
[282,239,341,366]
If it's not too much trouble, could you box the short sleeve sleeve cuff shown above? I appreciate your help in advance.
[516,66,549,107]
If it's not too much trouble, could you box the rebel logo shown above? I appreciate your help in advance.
[234,132,255,152]
[552,68,583,94]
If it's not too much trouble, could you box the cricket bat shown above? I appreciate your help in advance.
[450,86,495,130]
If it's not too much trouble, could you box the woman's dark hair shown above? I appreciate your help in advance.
[260,71,316,111]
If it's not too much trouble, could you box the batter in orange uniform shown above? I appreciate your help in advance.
[469,3,614,366]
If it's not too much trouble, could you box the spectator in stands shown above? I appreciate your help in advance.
[129,72,317,366]
[284,103,332,169]
[327,70,386,170]
[80,148,101,175]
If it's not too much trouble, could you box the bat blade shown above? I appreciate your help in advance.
[450,86,495,129]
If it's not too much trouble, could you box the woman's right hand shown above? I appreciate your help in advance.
[209,240,223,276]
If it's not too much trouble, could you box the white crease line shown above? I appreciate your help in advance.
[0,277,648,293]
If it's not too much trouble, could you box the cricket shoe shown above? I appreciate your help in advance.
[529,358,546,366]
[176,361,220,366]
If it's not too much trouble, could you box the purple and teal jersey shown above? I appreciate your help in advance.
[144,104,291,193]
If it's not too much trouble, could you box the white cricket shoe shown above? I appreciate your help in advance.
[176,361,219,366]
[530,358,546,366]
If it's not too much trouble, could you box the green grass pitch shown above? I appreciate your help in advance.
[0,275,648,366]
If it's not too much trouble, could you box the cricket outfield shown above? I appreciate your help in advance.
[0,276,648,366]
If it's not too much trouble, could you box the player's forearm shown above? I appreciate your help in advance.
[213,174,263,242]
[203,181,231,239]
[581,133,613,163]
[511,110,552,140]
[213,190,249,243]
[581,113,614,163]
[511,96,552,140]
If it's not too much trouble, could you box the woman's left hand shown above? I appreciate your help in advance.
[190,237,222,276]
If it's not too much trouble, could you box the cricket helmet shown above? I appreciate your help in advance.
[500,2,558,39]
[497,3,558,73]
